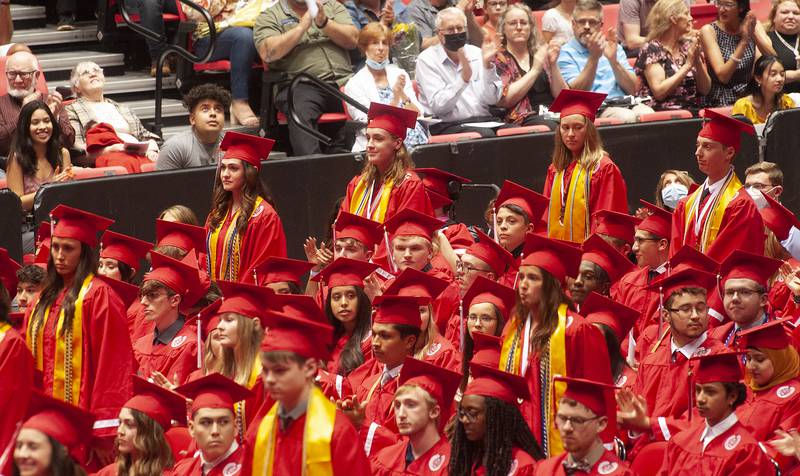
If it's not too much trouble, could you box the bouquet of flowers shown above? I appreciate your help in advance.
[391,22,420,79]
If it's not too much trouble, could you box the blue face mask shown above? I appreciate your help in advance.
[365,57,389,70]
[661,182,689,210]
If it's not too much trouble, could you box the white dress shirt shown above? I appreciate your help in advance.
[670,332,708,360]
[200,440,239,475]
[699,412,738,451]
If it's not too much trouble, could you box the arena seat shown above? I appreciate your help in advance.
[630,442,668,475]
[428,132,482,143]
[595,117,625,126]
[639,110,694,122]
[497,125,551,136]
[140,162,158,173]
[602,4,619,31]
[72,166,129,179]
[699,106,733,117]
[532,9,546,35]
[691,3,718,28]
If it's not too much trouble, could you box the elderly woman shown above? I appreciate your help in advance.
[344,22,428,152]
[768,0,800,93]
[65,61,160,170]
[492,3,566,128]
[732,54,795,124]
[635,0,711,110]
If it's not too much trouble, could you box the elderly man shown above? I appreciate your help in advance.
[0,51,74,157]
[407,0,484,50]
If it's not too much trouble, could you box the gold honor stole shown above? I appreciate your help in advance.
[252,386,336,476]
[234,358,263,441]
[349,177,394,223]
[548,163,593,243]
[0,322,10,341]
[207,196,265,281]
[683,173,741,253]
[26,274,94,404]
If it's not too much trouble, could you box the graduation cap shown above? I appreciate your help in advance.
[591,209,638,246]
[416,168,471,200]
[549,89,607,122]
[0,247,20,299]
[637,200,672,240]
[155,219,207,254]
[426,190,455,210]
[100,230,152,270]
[383,209,442,241]
[35,221,51,249]
[312,257,378,289]
[383,267,449,299]
[22,392,95,458]
[33,244,50,269]
[691,351,745,384]
[398,357,461,415]
[580,233,635,283]
[581,292,640,341]
[463,275,517,323]
[216,280,273,324]
[470,331,503,368]
[260,307,334,360]
[219,131,275,170]
[333,211,383,250]
[647,267,717,300]
[719,250,782,289]
[737,318,793,350]
[174,373,254,414]
[465,229,515,276]
[495,180,549,221]
[668,245,719,274]
[373,294,429,329]
[756,191,800,241]
[191,298,223,369]
[367,102,418,140]
[50,205,114,247]
[465,363,530,404]
[698,109,755,151]
[521,232,583,285]
[125,375,188,429]
[97,275,139,308]
[554,375,618,418]
[144,251,204,311]
[253,257,314,287]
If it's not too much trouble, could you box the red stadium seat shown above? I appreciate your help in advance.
[630,442,668,475]
[497,125,551,136]
[275,111,348,125]
[752,0,772,21]
[140,162,157,173]
[639,110,694,122]
[532,10,546,35]
[428,132,482,143]
[72,166,129,179]
[594,117,625,126]
[699,106,733,117]
[691,3,718,28]
[602,4,619,32]
[0,177,6,189]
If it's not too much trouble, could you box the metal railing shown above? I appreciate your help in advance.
[117,0,218,136]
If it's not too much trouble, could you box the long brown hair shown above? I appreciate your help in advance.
[511,266,572,352]
[360,144,415,186]
[208,161,274,236]
[551,116,606,172]
[220,313,264,386]
[116,409,173,476]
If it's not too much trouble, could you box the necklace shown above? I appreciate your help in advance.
[775,31,800,68]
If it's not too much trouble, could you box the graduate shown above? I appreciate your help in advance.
[24,205,134,462]
[97,230,152,284]
[543,90,628,243]
[383,208,458,283]
[590,209,638,256]
[133,251,204,386]
[493,180,549,284]
[670,110,764,261]
[534,377,634,476]
[155,219,207,260]
[341,103,432,223]
[251,256,314,293]
[205,131,287,283]
[371,357,461,475]
[582,293,640,389]
[244,300,371,476]
[172,374,253,476]
[570,233,634,308]
[14,261,46,312]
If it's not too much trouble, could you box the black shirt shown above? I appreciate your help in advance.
[768,30,800,93]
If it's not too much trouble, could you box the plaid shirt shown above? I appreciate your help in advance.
[65,96,160,153]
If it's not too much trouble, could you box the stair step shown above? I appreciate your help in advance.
[11,23,97,47]
[123,98,187,121]
[49,71,177,96]
[38,50,125,74]
[10,4,46,21]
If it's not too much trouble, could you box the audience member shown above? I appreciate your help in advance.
[493,3,567,127]
[157,83,231,170]
[0,51,74,158]
[542,0,577,44]
[558,0,654,122]
[56,0,77,30]
[344,22,428,151]
[481,0,508,46]
[618,0,686,57]
[345,0,408,29]
[416,7,503,137]
[744,161,783,200]
[135,0,181,76]
[408,0,484,50]
[767,0,800,93]
[699,0,775,107]
[635,0,711,111]
[732,55,796,124]
[653,169,695,211]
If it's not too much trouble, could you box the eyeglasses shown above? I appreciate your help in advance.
[555,414,601,427]
[717,1,738,9]
[506,20,530,28]
[745,183,774,192]
[723,288,763,298]
[666,303,708,317]
[140,290,168,302]
[440,25,466,34]
[487,1,507,6]
[78,67,104,77]
[456,260,492,274]
[633,237,661,245]
[573,18,602,27]
[6,70,36,80]
[467,315,498,324]
[457,407,483,422]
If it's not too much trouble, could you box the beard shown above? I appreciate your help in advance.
[8,84,35,99]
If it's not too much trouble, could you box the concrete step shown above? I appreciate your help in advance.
[124,98,187,121]
[11,22,97,47]
[10,4,45,21]
[49,70,177,97]
[38,50,124,75]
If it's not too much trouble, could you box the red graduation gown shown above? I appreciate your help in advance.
[327,332,372,376]
[0,324,34,462]
[342,170,433,224]
[354,368,402,456]
[612,265,662,339]
[372,436,451,476]
[127,300,148,343]
[133,321,198,385]
[533,449,635,475]
[317,368,354,401]
[473,447,537,476]
[170,443,244,476]
[92,462,119,476]
[656,419,773,475]
[737,378,800,442]
[420,333,462,373]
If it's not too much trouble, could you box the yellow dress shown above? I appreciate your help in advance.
[731,95,795,124]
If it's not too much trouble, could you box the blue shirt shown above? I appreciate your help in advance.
[343,0,410,29]
[557,38,633,99]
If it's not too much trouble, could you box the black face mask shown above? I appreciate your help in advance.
[443,31,468,51]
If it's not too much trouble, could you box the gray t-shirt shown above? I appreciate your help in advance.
[156,128,221,170]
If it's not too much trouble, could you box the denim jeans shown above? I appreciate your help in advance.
[133,0,180,61]
[194,27,257,101]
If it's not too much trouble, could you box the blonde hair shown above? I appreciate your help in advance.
[768,0,800,30]
[646,0,690,41]
[357,22,393,53]
[360,144,415,185]
[414,304,440,359]
[552,116,606,172]
[498,4,540,53]
[219,313,264,386]
[395,384,440,427]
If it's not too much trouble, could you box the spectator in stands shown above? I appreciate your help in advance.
[654,168,694,211]
[345,0,409,29]
[136,0,181,77]
[183,0,261,127]
[767,0,800,93]
[699,0,775,107]
[254,0,359,156]
[344,22,428,151]
[408,0,484,50]
[65,61,160,165]
[542,0,576,45]
[5,100,73,212]
[157,84,231,170]
[416,7,503,137]
[0,51,74,159]
[493,3,567,128]
[745,161,783,200]
[635,0,711,111]
[482,0,508,46]
[732,55,796,123]
[618,0,679,57]
[558,0,654,122]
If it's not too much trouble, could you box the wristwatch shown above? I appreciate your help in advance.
[316,16,329,29]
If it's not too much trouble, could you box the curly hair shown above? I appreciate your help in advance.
[183,83,232,113]
[116,409,174,476]
[208,161,275,237]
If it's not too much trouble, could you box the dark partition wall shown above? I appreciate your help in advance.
[764,109,800,214]
[0,190,23,262]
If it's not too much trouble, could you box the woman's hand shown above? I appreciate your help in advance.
[740,12,756,42]
[546,40,561,68]
[52,165,73,183]
[770,429,800,459]
[363,272,383,301]
[532,43,549,72]
[380,0,394,27]
[392,74,407,103]
[103,143,126,155]
[615,388,651,432]
[150,371,178,391]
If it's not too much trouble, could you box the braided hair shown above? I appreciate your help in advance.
[449,397,544,476]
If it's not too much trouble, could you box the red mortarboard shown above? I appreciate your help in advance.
[174,373,254,414]
[555,376,618,418]
[470,331,503,368]
[312,257,378,288]
[0,248,20,298]
[100,230,152,269]
[581,292,640,341]
[416,168,471,198]
[22,392,95,457]
[463,275,517,322]
[269,293,325,320]
[155,219,207,253]
[373,294,428,328]
[495,180,549,221]
[384,209,442,241]
[580,234,635,283]
[465,363,530,404]
[383,267,449,299]
[719,250,782,289]
[647,267,717,300]
[253,257,314,286]
[738,318,793,350]
[669,245,719,274]
[521,232,583,285]
[698,109,755,151]
[195,298,223,342]
[50,205,114,247]
[691,351,744,384]
[260,308,334,360]
[33,244,49,269]
[219,131,275,169]
[367,102,418,140]
[36,221,51,248]
[126,375,188,429]
[97,275,139,308]
[144,251,203,309]
[549,89,607,122]
[465,229,515,276]
[637,200,673,239]
[217,280,273,324]
[757,191,800,241]
[426,190,454,210]
[398,357,462,412]
[592,209,638,246]
[334,211,383,249]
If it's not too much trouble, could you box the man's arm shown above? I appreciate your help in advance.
[256,10,312,63]
[622,23,646,51]
[609,44,638,95]
[321,1,359,50]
